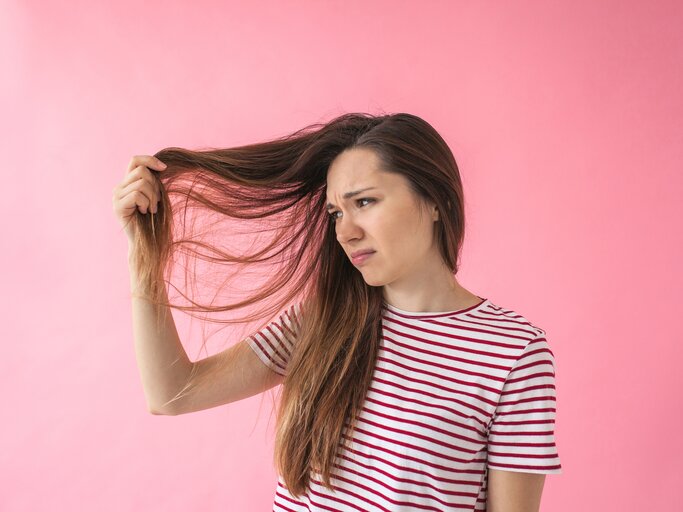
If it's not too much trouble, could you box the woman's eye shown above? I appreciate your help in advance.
[329,198,375,220]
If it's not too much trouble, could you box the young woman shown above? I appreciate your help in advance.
[112,112,562,511]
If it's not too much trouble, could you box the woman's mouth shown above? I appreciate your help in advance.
[352,251,375,265]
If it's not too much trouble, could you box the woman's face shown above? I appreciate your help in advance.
[326,147,440,287]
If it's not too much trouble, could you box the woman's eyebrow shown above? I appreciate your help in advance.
[325,187,378,210]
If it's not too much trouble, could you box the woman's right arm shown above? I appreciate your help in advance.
[129,249,284,416]
[116,155,283,416]
[128,245,194,414]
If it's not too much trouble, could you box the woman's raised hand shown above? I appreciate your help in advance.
[112,155,167,243]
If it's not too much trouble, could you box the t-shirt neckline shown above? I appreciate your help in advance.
[382,296,489,318]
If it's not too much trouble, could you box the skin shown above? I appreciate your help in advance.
[326,147,547,510]
[487,469,546,512]
[326,146,481,312]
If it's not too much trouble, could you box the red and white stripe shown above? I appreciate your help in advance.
[247,298,562,511]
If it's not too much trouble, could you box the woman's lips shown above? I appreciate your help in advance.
[352,251,375,265]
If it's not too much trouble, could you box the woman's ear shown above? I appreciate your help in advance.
[431,203,440,222]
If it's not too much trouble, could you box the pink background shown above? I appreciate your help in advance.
[2,0,681,510]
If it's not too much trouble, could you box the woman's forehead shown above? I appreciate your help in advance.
[325,173,414,212]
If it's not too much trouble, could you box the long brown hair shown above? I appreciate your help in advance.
[126,112,466,498]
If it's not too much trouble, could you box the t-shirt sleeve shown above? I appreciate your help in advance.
[245,301,303,377]
[486,331,563,474]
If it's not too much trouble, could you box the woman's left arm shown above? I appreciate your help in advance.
[487,469,546,512]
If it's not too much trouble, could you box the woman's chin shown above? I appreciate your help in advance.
[360,273,387,287]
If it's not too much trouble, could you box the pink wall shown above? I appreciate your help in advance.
[2,0,681,510]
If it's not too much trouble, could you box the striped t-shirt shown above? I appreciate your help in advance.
[246,296,562,511]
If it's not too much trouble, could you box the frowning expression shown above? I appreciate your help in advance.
[326,147,439,286]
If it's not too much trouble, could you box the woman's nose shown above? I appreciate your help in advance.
[335,215,362,243]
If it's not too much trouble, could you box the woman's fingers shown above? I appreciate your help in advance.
[126,154,167,175]
[119,163,162,196]
[113,155,167,239]
[119,178,158,213]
